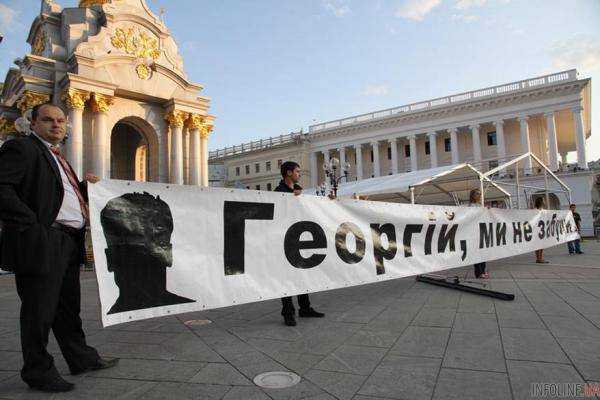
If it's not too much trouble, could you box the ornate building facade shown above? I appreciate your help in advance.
[210,70,596,235]
[0,0,214,185]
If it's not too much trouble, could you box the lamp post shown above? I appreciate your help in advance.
[318,156,350,198]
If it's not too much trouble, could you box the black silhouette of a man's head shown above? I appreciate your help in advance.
[101,192,194,314]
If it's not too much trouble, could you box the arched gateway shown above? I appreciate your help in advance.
[0,0,214,186]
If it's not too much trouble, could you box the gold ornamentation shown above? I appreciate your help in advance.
[16,91,51,115]
[90,93,114,113]
[135,64,152,80]
[61,89,90,110]
[164,110,188,128]
[199,123,214,139]
[111,27,160,59]
[110,27,161,79]
[32,30,47,56]
[0,117,16,136]
[186,114,204,130]
[79,0,111,7]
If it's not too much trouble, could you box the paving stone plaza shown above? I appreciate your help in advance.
[1,242,599,400]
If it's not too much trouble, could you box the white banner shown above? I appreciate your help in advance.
[89,180,578,327]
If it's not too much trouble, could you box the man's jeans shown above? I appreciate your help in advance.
[567,239,581,254]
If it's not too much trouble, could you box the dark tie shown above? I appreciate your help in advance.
[50,146,89,223]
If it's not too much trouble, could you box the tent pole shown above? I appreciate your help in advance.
[515,161,520,209]
[544,169,550,209]
[479,178,485,206]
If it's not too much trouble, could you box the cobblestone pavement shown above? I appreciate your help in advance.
[1,241,599,399]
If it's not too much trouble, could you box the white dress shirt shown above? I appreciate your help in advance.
[32,133,85,229]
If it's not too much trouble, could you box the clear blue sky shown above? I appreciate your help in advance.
[1,0,599,160]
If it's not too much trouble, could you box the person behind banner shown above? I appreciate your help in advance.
[275,161,325,326]
[468,189,489,279]
[534,197,549,264]
[567,204,584,255]
[0,103,118,393]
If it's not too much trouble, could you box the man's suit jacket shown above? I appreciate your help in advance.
[0,135,86,275]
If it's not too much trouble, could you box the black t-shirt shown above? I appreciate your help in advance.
[572,211,581,230]
[274,180,302,193]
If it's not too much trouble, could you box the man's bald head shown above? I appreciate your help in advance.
[29,102,67,145]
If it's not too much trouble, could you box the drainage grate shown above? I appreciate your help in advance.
[184,319,212,326]
[253,371,301,389]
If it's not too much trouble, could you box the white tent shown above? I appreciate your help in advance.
[307,163,511,205]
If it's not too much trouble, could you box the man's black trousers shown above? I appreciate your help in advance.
[15,227,99,385]
[281,294,311,316]
[473,262,487,278]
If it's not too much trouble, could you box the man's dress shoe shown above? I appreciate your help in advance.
[28,376,75,393]
[71,358,119,375]
[299,308,325,318]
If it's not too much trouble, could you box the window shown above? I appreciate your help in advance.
[444,138,451,152]
[425,141,430,155]
[387,146,392,160]
[235,166,240,176]
[405,145,411,157]
[267,183,272,191]
[255,163,260,173]
[266,161,271,172]
[370,151,374,163]
[245,165,250,175]
[255,184,261,190]
[277,159,283,168]
[487,131,497,146]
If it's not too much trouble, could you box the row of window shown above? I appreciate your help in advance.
[236,159,283,177]
[245,183,274,191]
[233,132,498,178]
[376,132,497,160]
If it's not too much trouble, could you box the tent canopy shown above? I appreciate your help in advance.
[307,163,511,205]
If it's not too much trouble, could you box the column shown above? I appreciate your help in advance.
[389,138,399,174]
[310,151,318,187]
[182,129,190,184]
[200,123,212,186]
[449,127,459,165]
[355,143,363,180]
[165,110,187,184]
[493,120,506,165]
[561,153,568,171]
[469,123,482,166]
[371,141,380,177]
[409,135,418,172]
[544,111,559,171]
[338,146,346,172]
[61,89,89,177]
[322,150,330,183]
[428,132,438,168]
[159,124,170,183]
[518,115,533,174]
[90,93,113,179]
[187,114,203,185]
[572,106,588,169]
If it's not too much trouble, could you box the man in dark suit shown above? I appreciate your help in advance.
[0,103,118,393]
[275,161,325,326]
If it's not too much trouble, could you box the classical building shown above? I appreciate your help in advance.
[210,69,595,235]
[0,0,214,185]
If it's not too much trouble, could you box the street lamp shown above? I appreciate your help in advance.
[318,156,350,198]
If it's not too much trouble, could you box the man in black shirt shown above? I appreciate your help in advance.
[567,204,583,255]
[275,161,325,326]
